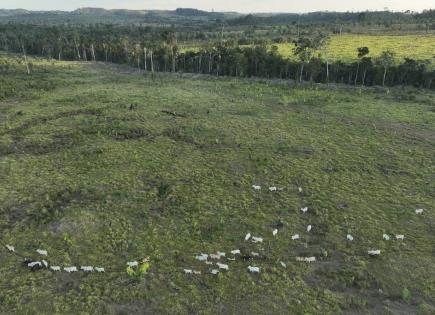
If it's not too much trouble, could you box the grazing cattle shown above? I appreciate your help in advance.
[269,187,277,192]
[184,269,193,274]
[195,254,208,261]
[245,233,251,241]
[36,249,48,256]
[209,253,221,260]
[292,234,300,240]
[217,263,229,270]
[28,261,42,269]
[50,266,61,272]
[383,234,390,241]
[211,269,219,275]
[368,250,381,256]
[252,185,261,190]
[252,236,263,243]
[301,207,308,213]
[296,257,316,263]
[95,267,105,273]
[6,245,15,252]
[231,249,241,255]
[248,266,260,273]
[273,229,278,236]
[280,261,287,268]
[81,266,94,272]
[415,209,423,214]
[126,261,139,267]
[347,234,354,241]
[307,225,312,232]
[64,266,78,273]
[396,235,405,240]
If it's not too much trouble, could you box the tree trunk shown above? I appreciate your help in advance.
[75,42,81,60]
[208,52,212,74]
[362,68,367,86]
[198,55,202,73]
[382,67,387,86]
[299,63,304,83]
[103,44,108,62]
[172,52,176,73]
[150,50,154,73]
[83,48,87,61]
[354,62,360,85]
[91,44,96,62]
[144,48,147,72]
[326,59,329,85]
[21,42,30,75]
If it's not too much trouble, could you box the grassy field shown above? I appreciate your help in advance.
[276,34,435,63]
[0,56,434,314]
[182,34,435,64]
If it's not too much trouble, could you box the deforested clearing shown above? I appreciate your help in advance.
[0,58,434,314]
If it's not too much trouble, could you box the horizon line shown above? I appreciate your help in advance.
[1,7,432,15]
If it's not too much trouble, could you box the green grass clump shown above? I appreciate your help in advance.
[0,57,434,314]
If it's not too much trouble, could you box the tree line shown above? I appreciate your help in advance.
[0,24,433,89]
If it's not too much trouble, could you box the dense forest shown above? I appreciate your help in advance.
[1,8,434,27]
[0,8,434,88]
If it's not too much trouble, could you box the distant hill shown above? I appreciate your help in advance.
[0,9,30,16]
[0,7,432,27]
[0,7,238,27]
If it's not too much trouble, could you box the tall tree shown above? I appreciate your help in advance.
[377,50,395,86]
[293,37,314,83]
[312,32,330,84]
[355,47,369,85]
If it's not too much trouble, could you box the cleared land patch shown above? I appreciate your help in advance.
[0,59,434,314]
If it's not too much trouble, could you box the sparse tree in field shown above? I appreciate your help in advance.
[312,32,330,84]
[134,44,142,72]
[377,50,395,86]
[143,47,147,72]
[91,43,96,62]
[17,34,31,74]
[150,50,154,73]
[293,37,314,83]
[360,56,372,86]
[21,40,30,75]
[355,47,369,85]
[102,43,109,62]
[293,34,327,83]
[161,30,177,72]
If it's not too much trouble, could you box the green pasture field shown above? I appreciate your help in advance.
[0,56,434,314]
[276,34,435,62]
[182,34,435,64]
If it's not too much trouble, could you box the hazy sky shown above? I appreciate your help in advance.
[1,0,433,13]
